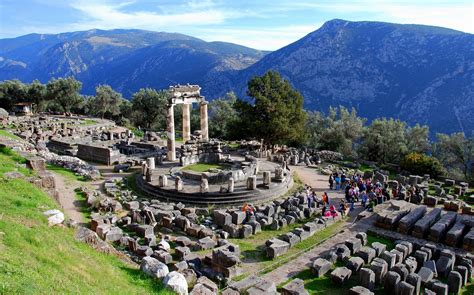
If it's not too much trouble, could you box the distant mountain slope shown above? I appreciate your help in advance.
[1,21,473,134]
[0,29,266,95]
[224,19,474,134]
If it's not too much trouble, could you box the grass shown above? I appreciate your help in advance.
[182,163,227,173]
[228,143,241,149]
[80,119,98,126]
[0,129,21,141]
[74,188,92,221]
[46,164,89,183]
[0,148,172,294]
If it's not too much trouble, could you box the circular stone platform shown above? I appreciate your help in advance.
[135,159,293,206]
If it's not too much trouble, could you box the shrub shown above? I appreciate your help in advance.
[400,152,444,178]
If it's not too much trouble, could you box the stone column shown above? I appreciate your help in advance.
[228,177,235,193]
[200,101,209,141]
[146,157,155,170]
[166,104,176,161]
[182,103,191,143]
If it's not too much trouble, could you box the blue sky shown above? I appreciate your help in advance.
[0,0,472,50]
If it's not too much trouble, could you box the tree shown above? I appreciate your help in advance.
[130,88,168,129]
[234,71,307,146]
[208,92,239,139]
[406,124,430,154]
[46,77,82,113]
[27,80,47,112]
[0,79,27,109]
[358,118,408,164]
[306,106,366,156]
[400,152,444,178]
[93,85,123,119]
[433,132,474,180]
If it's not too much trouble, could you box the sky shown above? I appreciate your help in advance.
[0,0,473,50]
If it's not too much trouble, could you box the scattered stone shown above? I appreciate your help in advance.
[140,257,169,279]
[163,271,188,295]
[331,267,352,284]
[312,258,332,278]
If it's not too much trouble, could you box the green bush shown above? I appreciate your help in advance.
[400,152,444,178]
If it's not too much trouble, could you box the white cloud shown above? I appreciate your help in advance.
[66,0,228,31]
[196,24,322,50]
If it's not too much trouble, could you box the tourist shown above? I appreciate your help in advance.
[329,174,334,190]
[335,175,341,190]
[329,204,338,217]
[361,191,368,208]
[341,173,347,190]
[338,201,346,217]
[322,192,329,205]
[307,193,313,208]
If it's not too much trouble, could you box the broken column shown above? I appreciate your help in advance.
[182,103,191,143]
[228,177,234,193]
[166,104,176,161]
[247,176,257,190]
[158,175,168,187]
[200,101,209,141]
[200,178,209,193]
[175,176,183,191]
[263,171,271,186]
[146,157,155,170]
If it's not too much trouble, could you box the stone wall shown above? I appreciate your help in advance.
[77,144,121,165]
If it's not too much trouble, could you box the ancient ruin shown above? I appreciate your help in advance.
[1,84,472,295]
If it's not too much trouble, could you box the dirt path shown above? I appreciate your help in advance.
[291,165,345,205]
[52,173,85,224]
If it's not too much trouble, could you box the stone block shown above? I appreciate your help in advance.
[398,206,427,234]
[405,256,418,274]
[454,265,468,286]
[384,271,401,294]
[396,281,415,295]
[281,232,301,247]
[196,236,217,250]
[347,256,365,273]
[412,208,442,239]
[266,238,290,259]
[392,263,410,281]
[214,210,232,227]
[380,251,397,269]
[240,224,253,238]
[312,258,332,277]
[232,211,246,225]
[356,232,368,246]
[345,238,362,255]
[406,273,421,295]
[436,256,453,278]
[447,271,462,295]
[281,278,309,295]
[371,242,386,257]
[360,268,376,291]
[331,267,352,284]
[370,258,388,285]
[349,286,374,295]
[417,267,434,284]
[335,244,351,261]
[175,246,191,260]
[356,246,376,264]
[428,211,457,242]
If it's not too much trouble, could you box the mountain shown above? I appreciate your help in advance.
[221,19,474,135]
[1,21,473,134]
[0,29,266,95]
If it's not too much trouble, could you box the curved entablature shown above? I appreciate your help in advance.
[168,84,205,105]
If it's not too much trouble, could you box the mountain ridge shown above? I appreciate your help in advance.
[0,20,473,134]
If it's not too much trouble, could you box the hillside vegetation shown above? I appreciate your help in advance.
[0,148,172,294]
